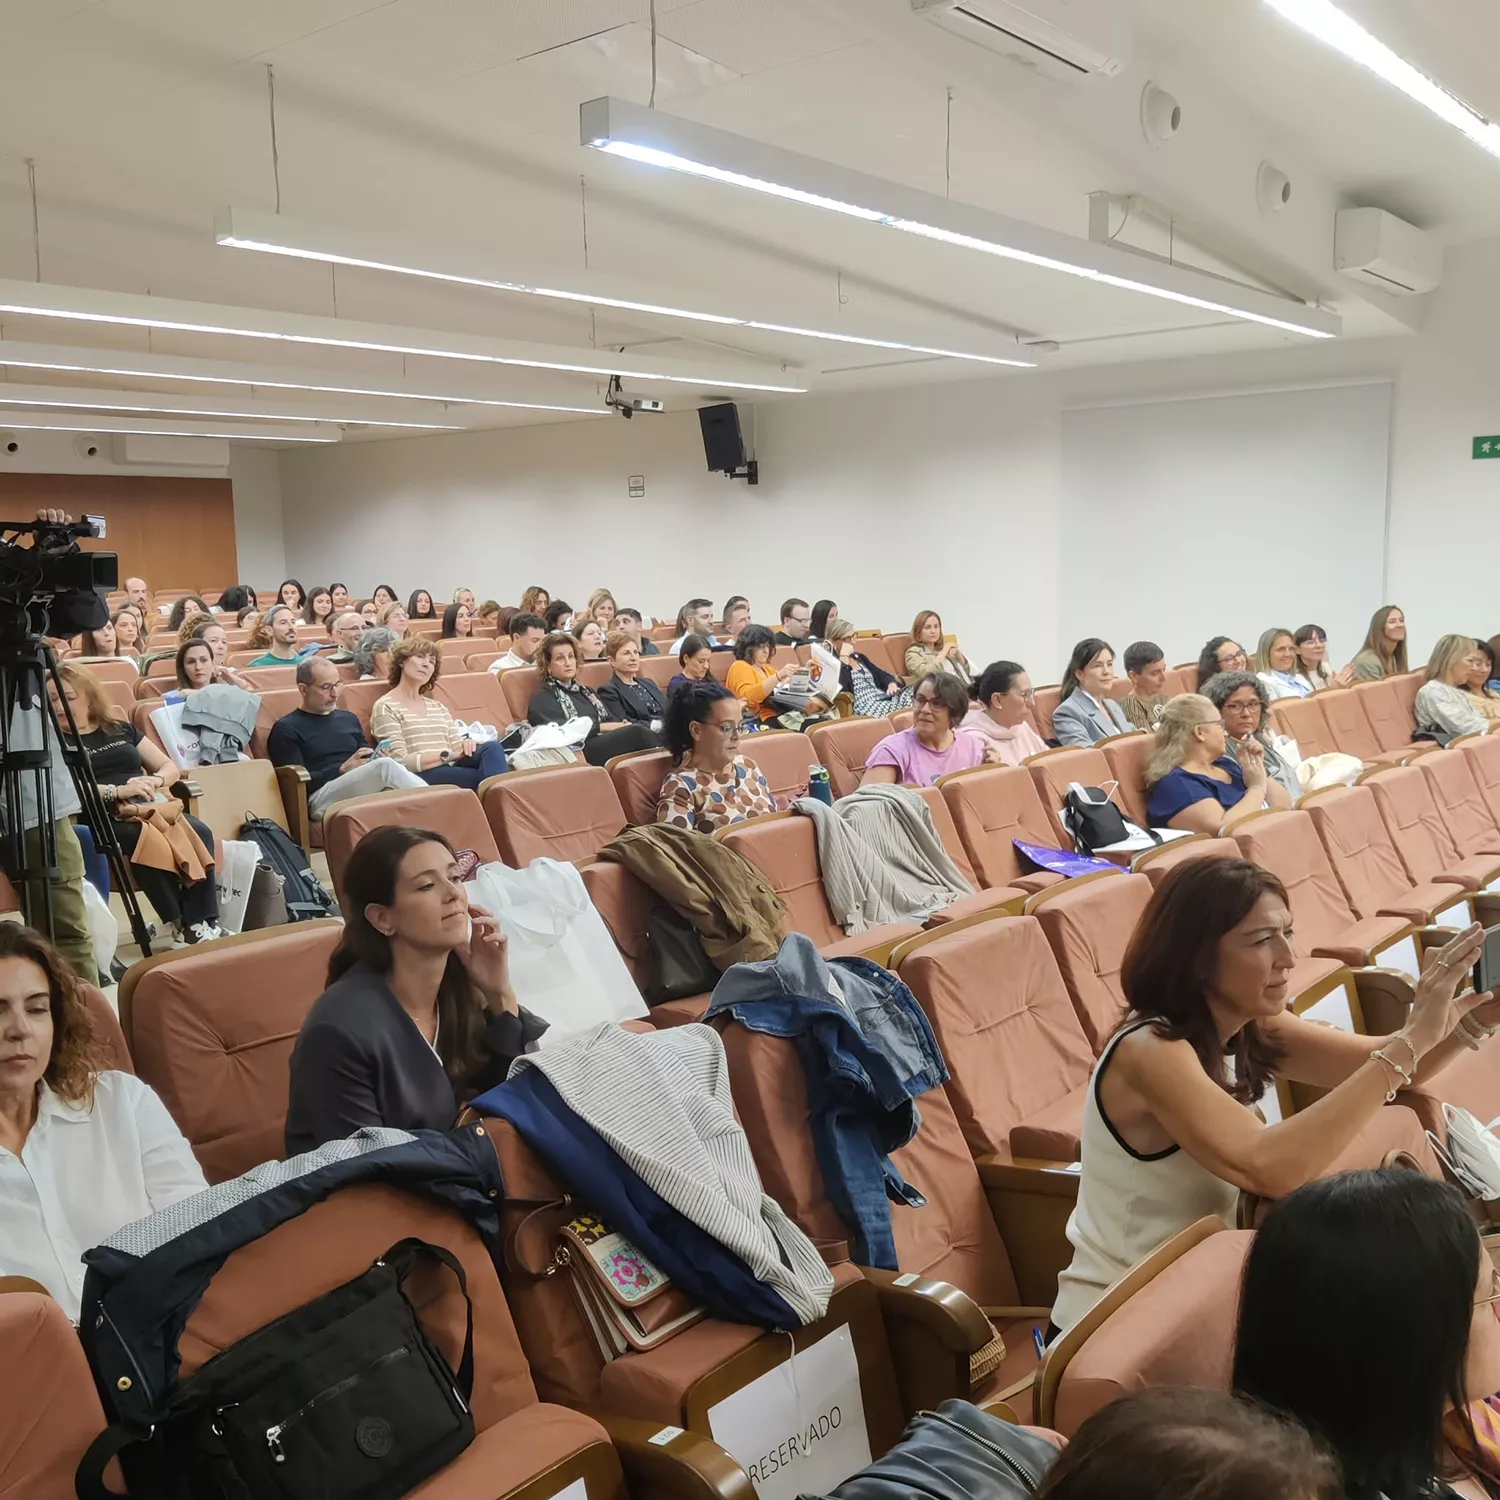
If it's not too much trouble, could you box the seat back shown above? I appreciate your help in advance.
[607,748,672,825]
[717,814,843,946]
[938,766,1059,889]
[1316,689,1383,761]
[1130,836,1240,889]
[1389,670,1422,723]
[882,632,912,676]
[332,679,387,735]
[432,672,508,730]
[1298,786,1415,920]
[1029,874,1152,1051]
[499,667,539,725]
[323,787,500,906]
[464,651,503,674]
[1267,695,1334,758]
[241,666,298,693]
[119,922,343,1181]
[746,729,817,806]
[1099,734,1152,828]
[483,766,626,867]
[1458,735,1500,831]
[580,861,652,988]
[1417,749,1500,859]
[1230,812,1357,952]
[1026,748,1122,843]
[578,661,612,692]
[720,1020,1023,1305]
[1045,1229,1248,1437]
[806,718,894,799]
[250,689,302,758]
[638,656,681,691]
[1353,678,1415,754]
[1362,765,1464,885]
[914,786,981,886]
[190,758,292,841]
[1032,685,1063,742]
[179,1184,537,1437]
[706,651,733,684]
[897,916,1095,1162]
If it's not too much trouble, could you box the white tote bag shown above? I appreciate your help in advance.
[82,879,118,979]
[214,838,262,936]
[468,857,647,1034]
[149,698,202,769]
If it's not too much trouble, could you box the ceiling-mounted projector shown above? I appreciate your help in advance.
[910,0,1131,81]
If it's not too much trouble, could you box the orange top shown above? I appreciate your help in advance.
[726,659,780,723]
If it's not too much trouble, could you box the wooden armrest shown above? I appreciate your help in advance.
[1350,967,1416,1035]
[0,1275,51,1297]
[982,1305,1054,1320]
[272,763,312,854]
[590,1412,756,1500]
[862,1266,994,1352]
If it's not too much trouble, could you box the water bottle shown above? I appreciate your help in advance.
[808,764,833,805]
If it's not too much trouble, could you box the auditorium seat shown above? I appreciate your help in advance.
[1231,811,1420,975]
[483,765,626,867]
[0,1290,109,1499]
[482,1119,913,1454]
[1031,686,1063,743]
[437,636,470,659]
[579,661,612,691]
[1099,734,1152,827]
[638,656,681,691]
[79,657,137,688]
[1390,669,1422,724]
[175,1183,639,1500]
[745,728,818,805]
[332,678,386,735]
[707,651,732,683]
[1363,764,1500,893]
[1129,835,1240,888]
[432,672,509,734]
[1034,1220,1242,1437]
[185,757,311,854]
[99,676,136,720]
[1026,748,1127,845]
[463,650,502,673]
[607,747,672,824]
[1353,678,1425,760]
[1459,734,1500,833]
[1026,872,1149,1051]
[882,632,912,676]
[806,718,896,798]
[498,666,538,724]
[894,915,1096,1163]
[119,922,342,1181]
[719,1017,1065,1414]
[937,765,1070,894]
[323,786,500,906]
[1175,663,1199,693]
[1416,750,1500,878]
[1318,689,1413,765]
[1301,784,1473,926]
[1268,695,1336,759]
[249,686,301,758]
[579,861,653,992]
[241,665,298,692]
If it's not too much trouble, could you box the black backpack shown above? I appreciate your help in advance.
[239,814,339,921]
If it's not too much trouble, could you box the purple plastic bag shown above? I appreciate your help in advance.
[1012,838,1120,879]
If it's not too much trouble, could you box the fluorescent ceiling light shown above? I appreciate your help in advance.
[0,381,460,429]
[0,342,610,413]
[1263,0,1500,160]
[216,207,1039,368]
[0,411,338,442]
[580,96,1340,340]
[0,278,808,394]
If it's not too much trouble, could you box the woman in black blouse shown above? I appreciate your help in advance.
[526,632,660,767]
[285,825,548,1154]
[596,630,667,730]
[50,662,223,944]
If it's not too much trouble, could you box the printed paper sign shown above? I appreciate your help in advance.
[548,1482,587,1500]
[707,1325,871,1500]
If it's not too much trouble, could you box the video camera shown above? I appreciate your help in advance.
[0,515,118,640]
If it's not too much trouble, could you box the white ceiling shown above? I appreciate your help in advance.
[0,0,1494,444]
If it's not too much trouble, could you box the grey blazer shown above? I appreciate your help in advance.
[1052,688,1133,747]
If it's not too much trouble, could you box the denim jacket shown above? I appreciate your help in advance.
[705,933,948,1269]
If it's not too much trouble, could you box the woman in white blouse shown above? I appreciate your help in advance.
[1415,634,1491,742]
[1253,628,1313,702]
[0,925,204,1320]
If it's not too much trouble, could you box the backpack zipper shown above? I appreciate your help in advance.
[263,1346,410,1463]
[915,1408,1040,1492]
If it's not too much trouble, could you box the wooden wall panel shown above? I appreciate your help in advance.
[0,474,237,592]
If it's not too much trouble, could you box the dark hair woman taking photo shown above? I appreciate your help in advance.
[1051,857,1497,1336]
[285,826,547,1154]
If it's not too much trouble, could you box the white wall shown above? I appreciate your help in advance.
[273,234,1500,682]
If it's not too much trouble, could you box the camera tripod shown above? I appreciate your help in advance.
[0,616,154,958]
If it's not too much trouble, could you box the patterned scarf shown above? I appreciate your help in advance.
[546,674,608,722]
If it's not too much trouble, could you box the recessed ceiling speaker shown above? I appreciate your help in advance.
[1140,83,1181,144]
[1257,161,1292,213]
[73,435,102,460]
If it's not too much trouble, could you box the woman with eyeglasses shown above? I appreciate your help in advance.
[1200,670,1302,804]
[656,682,776,835]
[1294,623,1355,692]
[1253,628,1314,702]
[962,659,1047,766]
[1196,636,1249,689]
[1146,694,1291,835]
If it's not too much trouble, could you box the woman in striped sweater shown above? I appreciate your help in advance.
[370,637,508,789]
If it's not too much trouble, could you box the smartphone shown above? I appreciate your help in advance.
[1474,925,1500,994]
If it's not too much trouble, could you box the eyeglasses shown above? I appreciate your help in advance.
[1477,1264,1500,1310]
[712,719,743,738]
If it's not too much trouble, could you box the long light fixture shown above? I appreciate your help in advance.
[0,278,808,393]
[0,411,338,442]
[0,381,461,429]
[215,207,1039,368]
[1263,0,1500,160]
[0,341,610,413]
[581,97,1341,340]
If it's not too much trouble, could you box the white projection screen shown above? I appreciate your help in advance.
[1059,383,1392,672]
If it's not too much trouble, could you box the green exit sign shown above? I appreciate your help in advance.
[1476,436,1500,459]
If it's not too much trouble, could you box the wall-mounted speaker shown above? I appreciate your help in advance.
[698,402,747,473]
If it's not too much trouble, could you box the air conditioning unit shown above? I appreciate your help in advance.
[911,0,1130,81]
[1334,207,1443,296]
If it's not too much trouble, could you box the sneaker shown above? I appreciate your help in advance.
[185,921,224,945]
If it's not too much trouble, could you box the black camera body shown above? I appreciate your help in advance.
[0,515,118,640]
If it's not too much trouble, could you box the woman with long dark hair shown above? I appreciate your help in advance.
[1351,604,1410,682]
[1235,1169,1500,1500]
[1050,858,1497,1335]
[284,826,546,1154]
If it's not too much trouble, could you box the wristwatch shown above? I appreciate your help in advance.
[439,748,452,764]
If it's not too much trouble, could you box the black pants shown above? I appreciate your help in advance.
[103,813,219,928]
[583,724,661,767]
